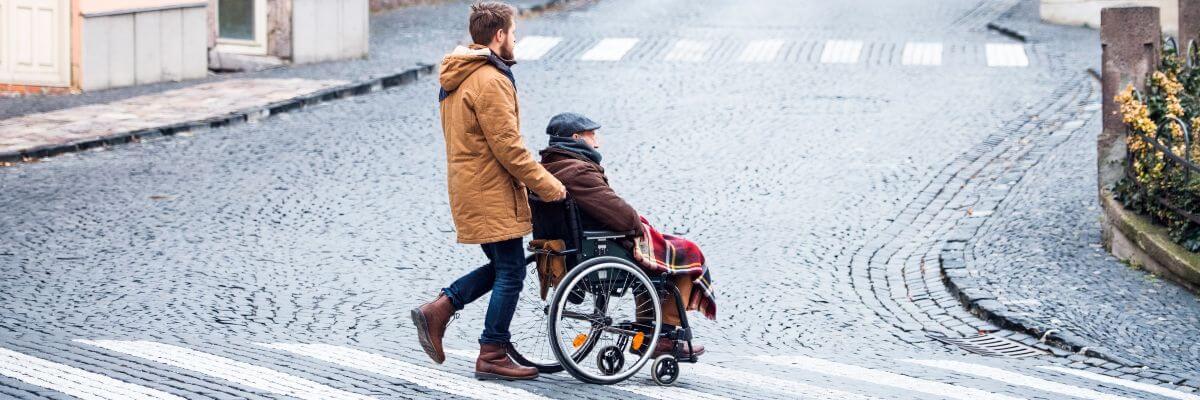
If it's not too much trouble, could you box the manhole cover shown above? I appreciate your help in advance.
[928,333,1047,358]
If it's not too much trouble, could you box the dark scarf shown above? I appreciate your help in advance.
[438,52,517,101]
[548,136,602,164]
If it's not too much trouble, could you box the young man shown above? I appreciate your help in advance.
[539,112,713,358]
[412,1,566,381]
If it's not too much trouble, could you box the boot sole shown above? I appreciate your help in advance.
[474,371,538,381]
[410,308,445,364]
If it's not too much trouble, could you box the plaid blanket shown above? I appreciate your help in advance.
[631,216,717,320]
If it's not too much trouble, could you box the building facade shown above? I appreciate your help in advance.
[0,0,368,95]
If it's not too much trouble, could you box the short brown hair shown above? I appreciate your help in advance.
[469,1,516,45]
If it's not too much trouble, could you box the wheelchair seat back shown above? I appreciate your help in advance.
[528,193,637,267]
[529,193,584,252]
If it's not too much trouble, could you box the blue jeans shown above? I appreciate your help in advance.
[441,237,526,344]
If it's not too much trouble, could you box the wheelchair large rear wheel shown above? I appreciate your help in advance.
[548,256,661,385]
[507,255,564,373]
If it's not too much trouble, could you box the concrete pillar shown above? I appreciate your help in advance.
[1100,6,1161,193]
[1182,0,1200,51]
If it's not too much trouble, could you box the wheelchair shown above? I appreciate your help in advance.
[506,194,699,385]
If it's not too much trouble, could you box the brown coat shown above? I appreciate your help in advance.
[539,147,640,233]
[439,45,564,244]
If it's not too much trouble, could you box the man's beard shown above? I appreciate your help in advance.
[498,42,515,61]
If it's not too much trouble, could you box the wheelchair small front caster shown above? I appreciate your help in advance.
[596,345,625,375]
[651,355,679,386]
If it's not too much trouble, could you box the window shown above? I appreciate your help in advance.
[216,0,266,55]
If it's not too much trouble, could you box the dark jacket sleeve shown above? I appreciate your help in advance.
[563,164,641,233]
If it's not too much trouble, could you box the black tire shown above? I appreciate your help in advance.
[651,356,679,386]
[507,255,564,373]
[548,256,661,385]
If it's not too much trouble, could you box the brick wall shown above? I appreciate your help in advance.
[0,84,73,97]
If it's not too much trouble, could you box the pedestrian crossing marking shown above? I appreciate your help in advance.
[689,362,880,400]
[444,348,726,400]
[737,39,785,62]
[580,38,639,61]
[985,43,1029,67]
[906,359,1131,400]
[268,344,548,400]
[0,346,184,400]
[517,35,1034,68]
[515,36,562,61]
[902,42,943,66]
[756,355,1023,400]
[16,339,1165,400]
[618,383,731,400]
[1039,366,1200,400]
[664,39,711,62]
[820,40,863,64]
[77,340,372,400]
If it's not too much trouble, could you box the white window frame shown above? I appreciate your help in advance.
[214,0,268,55]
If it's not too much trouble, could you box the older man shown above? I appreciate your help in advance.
[538,112,713,357]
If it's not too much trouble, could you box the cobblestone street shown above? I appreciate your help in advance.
[1,0,1199,399]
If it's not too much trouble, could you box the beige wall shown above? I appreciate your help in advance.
[1041,0,1179,36]
[79,2,207,90]
[80,0,204,15]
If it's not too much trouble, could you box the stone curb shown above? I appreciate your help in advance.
[0,64,435,165]
[1100,192,1200,293]
[986,22,1028,42]
[936,163,1200,390]
[518,0,578,15]
[940,240,1200,389]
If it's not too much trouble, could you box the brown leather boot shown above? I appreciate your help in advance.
[475,343,538,381]
[411,294,454,364]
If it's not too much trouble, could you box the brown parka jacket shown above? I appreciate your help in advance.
[539,147,641,233]
[439,45,565,244]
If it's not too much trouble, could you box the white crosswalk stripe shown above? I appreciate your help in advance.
[820,40,863,64]
[737,39,785,62]
[515,36,562,60]
[756,355,1023,400]
[902,42,943,66]
[580,38,639,61]
[1039,366,1200,400]
[444,348,726,400]
[906,359,1131,400]
[0,346,184,400]
[616,383,729,400]
[270,344,548,400]
[689,362,880,400]
[77,340,371,400]
[664,39,711,62]
[985,43,1029,67]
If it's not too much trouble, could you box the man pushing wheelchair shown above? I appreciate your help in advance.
[412,1,715,383]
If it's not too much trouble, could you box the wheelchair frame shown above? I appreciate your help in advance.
[524,193,699,384]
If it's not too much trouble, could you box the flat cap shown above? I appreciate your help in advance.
[546,112,601,137]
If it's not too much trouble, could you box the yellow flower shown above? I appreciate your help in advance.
[1152,71,1186,118]
[1115,83,1156,135]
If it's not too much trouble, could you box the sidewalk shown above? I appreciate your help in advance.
[939,1,1200,382]
[0,0,574,163]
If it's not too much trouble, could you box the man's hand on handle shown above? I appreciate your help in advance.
[547,186,568,202]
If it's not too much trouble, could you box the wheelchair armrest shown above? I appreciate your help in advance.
[582,230,637,239]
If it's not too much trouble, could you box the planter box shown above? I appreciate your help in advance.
[1101,190,1200,293]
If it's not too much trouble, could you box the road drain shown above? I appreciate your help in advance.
[928,333,1047,358]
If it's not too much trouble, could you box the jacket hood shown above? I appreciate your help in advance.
[439,45,492,92]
